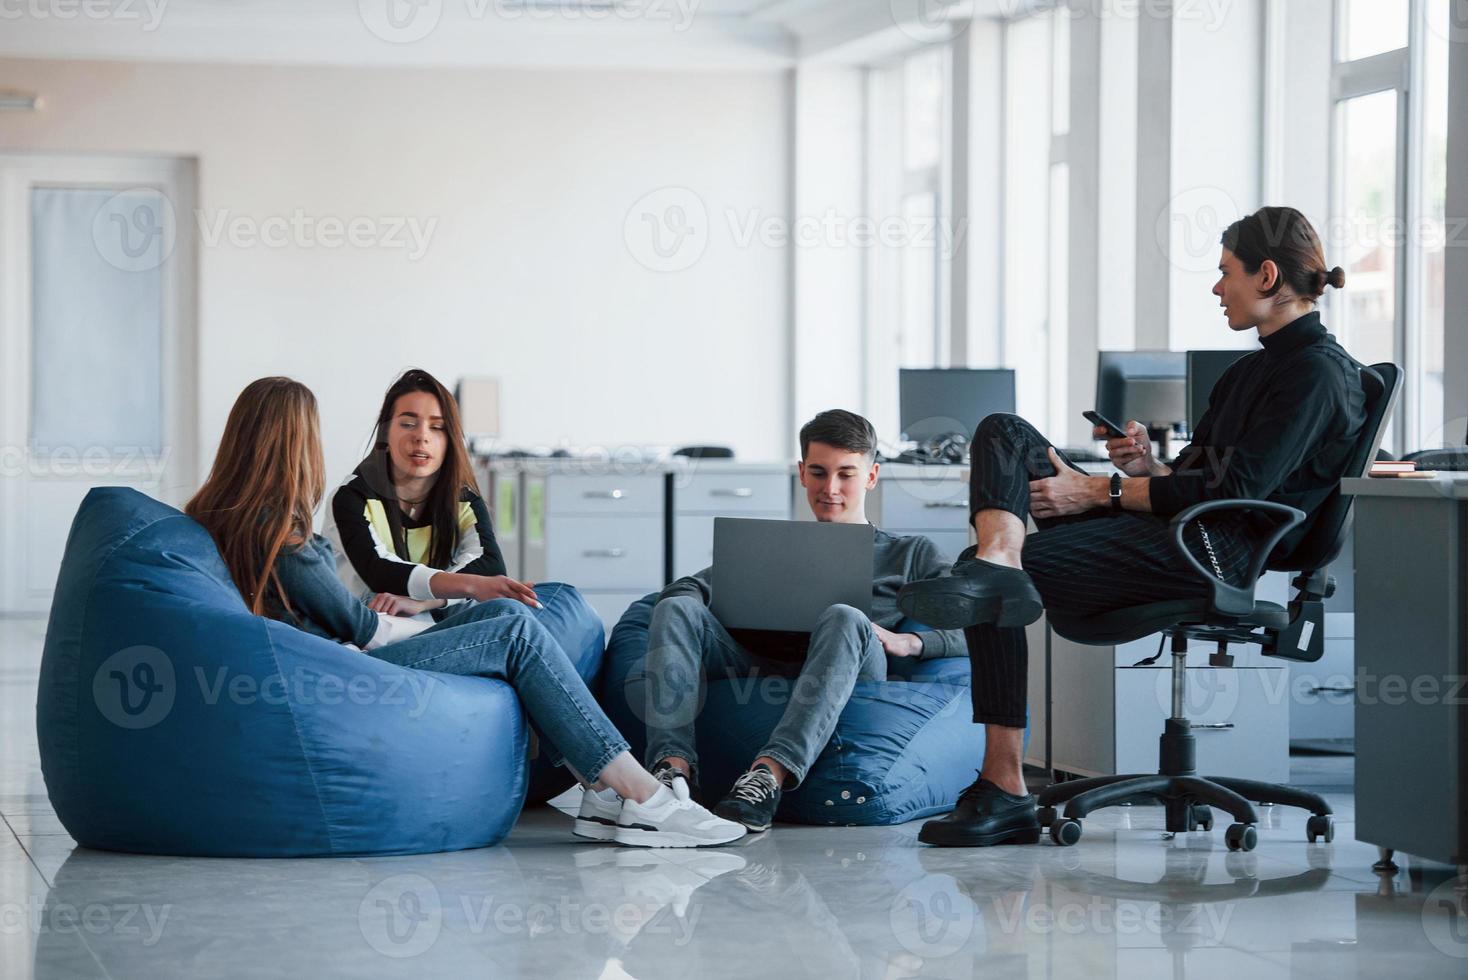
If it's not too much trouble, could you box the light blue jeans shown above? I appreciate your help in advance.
[364,589,630,784]
[642,596,887,787]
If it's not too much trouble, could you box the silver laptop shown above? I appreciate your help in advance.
[710,518,874,633]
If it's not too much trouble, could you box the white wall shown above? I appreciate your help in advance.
[0,58,792,493]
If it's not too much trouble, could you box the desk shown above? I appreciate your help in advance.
[1342,475,1468,867]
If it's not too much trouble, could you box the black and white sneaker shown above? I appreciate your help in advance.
[713,764,782,832]
[651,759,698,797]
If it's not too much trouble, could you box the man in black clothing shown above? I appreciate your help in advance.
[899,206,1368,847]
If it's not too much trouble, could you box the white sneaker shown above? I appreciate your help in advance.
[572,786,622,842]
[614,782,747,848]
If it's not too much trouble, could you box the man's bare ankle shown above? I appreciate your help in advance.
[974,549,1023,569]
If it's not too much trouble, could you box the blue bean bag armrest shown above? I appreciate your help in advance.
[600,593,1002,826]
[37,488,597,857]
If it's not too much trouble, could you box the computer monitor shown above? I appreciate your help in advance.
[1095,352,1186,431]
[899,368,1016,443]
[1186,349,1254,433]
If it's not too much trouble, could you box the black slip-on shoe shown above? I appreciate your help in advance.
[713,765,782,832]
[897,557,1043,629]
[919,776,1041,847]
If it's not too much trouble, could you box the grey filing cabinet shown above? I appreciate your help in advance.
[669,462,793,580]
[860,463,974,560]
[522,466,666,632]
[1343,475,1467,867]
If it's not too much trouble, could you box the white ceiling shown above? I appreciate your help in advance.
[0,0,1040,72]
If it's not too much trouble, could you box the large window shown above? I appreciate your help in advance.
[1329,0,1451,452]
[866,46,950,443]
[1003,8,1070,435]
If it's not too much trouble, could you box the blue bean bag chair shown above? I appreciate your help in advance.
[36,487,603,858]
[600,593,1001,826]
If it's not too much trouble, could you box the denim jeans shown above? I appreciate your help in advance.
[642,595,887,787]
[365,586,631,784]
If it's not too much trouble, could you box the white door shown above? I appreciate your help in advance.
[0,155,197,613]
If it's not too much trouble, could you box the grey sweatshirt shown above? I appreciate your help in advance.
[657,526,967,660]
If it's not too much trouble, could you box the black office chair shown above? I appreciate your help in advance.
[1036,362,1401,852]
[1401,417,1468,470]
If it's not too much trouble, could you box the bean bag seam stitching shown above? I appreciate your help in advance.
[259,621,341,854]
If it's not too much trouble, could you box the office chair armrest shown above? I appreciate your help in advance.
[1168,499,1306,617]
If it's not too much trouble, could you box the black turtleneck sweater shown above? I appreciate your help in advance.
[1148,311,1368,555]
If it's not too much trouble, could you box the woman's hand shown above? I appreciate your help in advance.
[1100,421,1159,477]
[1029,448,1107,519]
[470,575,542,609]
[368,594,444,616]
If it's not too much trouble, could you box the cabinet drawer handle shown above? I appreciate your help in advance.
[710,488,754,498]
[1193,723,1235,731]
[582,549,627,559]
[923,501,968,509]
[583,490,625,500]
[1308,686,1355,695]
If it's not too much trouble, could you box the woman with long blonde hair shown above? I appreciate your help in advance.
[187,377,745,848]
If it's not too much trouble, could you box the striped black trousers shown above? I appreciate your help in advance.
[964,414,1255,728]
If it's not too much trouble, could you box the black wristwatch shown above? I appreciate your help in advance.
[1109,472,1123,512]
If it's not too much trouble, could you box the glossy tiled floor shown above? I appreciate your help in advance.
[4,617,1466,979]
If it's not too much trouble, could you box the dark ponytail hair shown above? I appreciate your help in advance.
[1221,206,1345,303]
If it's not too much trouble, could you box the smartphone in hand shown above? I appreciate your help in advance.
[1082,410,1129,440]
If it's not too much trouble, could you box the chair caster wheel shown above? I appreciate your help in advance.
[1190,805,1214,832]
[1039,806,1058,828]
[1225,823,1258,852]
[1050,818,1082,847]
[1306,815,1334,843]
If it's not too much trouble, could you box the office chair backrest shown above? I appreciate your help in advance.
[1266,362,1400,574]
